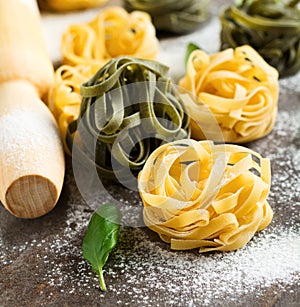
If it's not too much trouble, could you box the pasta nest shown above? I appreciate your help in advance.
[48,7,159,152]
[124,0,211,34]
[66,57,190,186]
[61,6,159,68]
[48,65,93,152]
[179,45,279,143]
[220,0,300,77]
[138,139,273,252]
[37,0,108,12]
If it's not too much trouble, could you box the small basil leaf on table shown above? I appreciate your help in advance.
[82,203,121,291]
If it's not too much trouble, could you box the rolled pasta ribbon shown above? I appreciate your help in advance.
[48,65,93,153]
[138,139,273,252]
[179,45,279,143]
[48,7,159,151]
[37,0,108,11]
[220,0,300,77]
[61,6,159,69]
[124,0,211,34]
[66,57,190,186]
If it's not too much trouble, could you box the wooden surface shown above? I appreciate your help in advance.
[1,0,300,306]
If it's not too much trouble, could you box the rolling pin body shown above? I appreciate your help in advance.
[0,0,65,218]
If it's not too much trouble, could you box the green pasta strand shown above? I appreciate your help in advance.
[220,0,300,77]
[66,57,190,186]
[124,0,211,34]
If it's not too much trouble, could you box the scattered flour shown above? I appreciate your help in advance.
[1,218,299,306]
[0,109,62,176]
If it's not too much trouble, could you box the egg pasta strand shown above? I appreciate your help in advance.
[138,139,273,252]
[179,45,279,143]
[48,7,159,152]
[61,6,159,69]
[38,0,108,11]
[48,65,93,153]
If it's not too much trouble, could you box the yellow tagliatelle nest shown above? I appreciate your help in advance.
[138,139,273,252]
[61,6,159,68]
[179,45,279,143]
[38,0,108,12]
[48,65,93,152]
[48,7,159,152]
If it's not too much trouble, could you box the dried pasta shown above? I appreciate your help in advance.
[37,0,108,12]
[48,65,93,153]
[220,0,300,77]
[179,45,279,143]
[138,139,273,252]
[124,0,211,34]
[48,7,159,152]
[66,57,190,186]
[61,6,159,69]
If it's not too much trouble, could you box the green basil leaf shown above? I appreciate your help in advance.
[82,204,121,291]
[185,42,201,66]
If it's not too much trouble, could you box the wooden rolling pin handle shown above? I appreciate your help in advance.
[0,81,65,218]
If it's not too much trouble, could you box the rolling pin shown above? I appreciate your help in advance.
[0,0,65,218]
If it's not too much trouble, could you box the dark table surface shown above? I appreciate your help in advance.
[1,1,300,306]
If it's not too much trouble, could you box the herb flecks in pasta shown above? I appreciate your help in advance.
[138,139,273,252]
[66,57,190,186]
[124,0,211,34]
[179,45,279,143]
[48,7,159,152]
[125,0,210,34]
[220,0,300,77]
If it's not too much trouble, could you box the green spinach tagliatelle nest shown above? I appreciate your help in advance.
[124,0,211,34]
[66,57,190,186]
[220,0,300,77]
